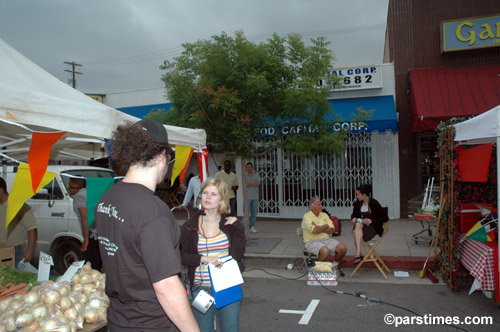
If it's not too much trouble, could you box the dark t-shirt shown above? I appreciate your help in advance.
[95,181,181,331]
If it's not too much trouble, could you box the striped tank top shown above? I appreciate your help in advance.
[194,230,230,287]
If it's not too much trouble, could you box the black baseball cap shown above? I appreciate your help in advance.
[136,119,169,143]
[136,119,174,156]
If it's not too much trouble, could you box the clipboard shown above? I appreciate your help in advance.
[209,273,242,309]
[208,256,243,309]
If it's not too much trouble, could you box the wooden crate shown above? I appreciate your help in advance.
[0,243,15,267]
[80,321,107,332]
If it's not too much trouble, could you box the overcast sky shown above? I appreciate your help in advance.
[0,0,389,94]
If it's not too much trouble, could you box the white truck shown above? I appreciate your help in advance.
[2,165,117,274]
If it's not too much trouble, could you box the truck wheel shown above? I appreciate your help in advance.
[53,240,83,274]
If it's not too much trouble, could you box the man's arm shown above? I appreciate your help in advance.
[179,179,194,209]
[78,207,89,252]
[22,229,37,262]
[311,222,330,234]
[153,275,200,332]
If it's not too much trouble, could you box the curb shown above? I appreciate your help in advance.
[244,254,428,271]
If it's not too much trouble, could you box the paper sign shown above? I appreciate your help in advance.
[394,271,409,277]
[37,251,54,282]
[59,260,85,283]
[208,256,244,292]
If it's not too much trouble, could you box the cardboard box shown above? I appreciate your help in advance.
[307,270,338,286]
[456,203,493,233]
[0,243,15,267]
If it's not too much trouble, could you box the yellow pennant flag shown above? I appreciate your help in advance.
[6,163,56,228]
[171,145,194,186]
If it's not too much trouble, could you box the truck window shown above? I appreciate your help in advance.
[33,179,64,200]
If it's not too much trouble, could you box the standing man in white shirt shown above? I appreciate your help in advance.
[215,160,238,216]
[245,162,261,233]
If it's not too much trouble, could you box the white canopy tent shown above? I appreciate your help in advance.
[0,38,206,162]
[454,104,500,300]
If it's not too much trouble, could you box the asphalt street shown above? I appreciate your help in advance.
[236,268,500,332]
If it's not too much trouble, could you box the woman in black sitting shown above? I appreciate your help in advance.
[350,184,388,264]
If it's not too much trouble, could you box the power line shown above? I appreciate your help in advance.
[76,23,386,67]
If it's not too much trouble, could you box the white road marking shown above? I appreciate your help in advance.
[279,299,320,325]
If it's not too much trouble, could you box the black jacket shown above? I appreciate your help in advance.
[180,213,246,284]
[351,198,388,236]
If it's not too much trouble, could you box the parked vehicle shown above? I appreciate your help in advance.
[3,165,117,274]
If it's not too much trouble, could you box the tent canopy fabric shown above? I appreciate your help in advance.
[455,105,500,145]
[410,64,500,132]
[0,38,206,162]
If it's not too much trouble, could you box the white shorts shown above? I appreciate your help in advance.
[305,238,341,256]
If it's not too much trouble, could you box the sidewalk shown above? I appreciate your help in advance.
[243,217,432,270]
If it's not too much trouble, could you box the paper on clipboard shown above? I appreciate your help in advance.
[208,256,244,292]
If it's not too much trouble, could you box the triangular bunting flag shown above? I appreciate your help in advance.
[171,145,194,186]
[6,163,56,228]
[27,131,66,194]
[86,177,115,228]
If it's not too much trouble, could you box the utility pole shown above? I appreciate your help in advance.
[64,61,82,88]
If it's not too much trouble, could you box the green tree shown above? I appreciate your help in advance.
[156,31,356,233]
[157,30,347,158]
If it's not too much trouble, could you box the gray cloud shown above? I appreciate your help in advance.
[0,0,389,93]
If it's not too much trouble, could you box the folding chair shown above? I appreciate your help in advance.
[296,227,316,269]
[350,222,391,279]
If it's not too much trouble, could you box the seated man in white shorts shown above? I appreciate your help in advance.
[302,196,347,276]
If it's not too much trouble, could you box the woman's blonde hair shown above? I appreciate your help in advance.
[200,178,231,214]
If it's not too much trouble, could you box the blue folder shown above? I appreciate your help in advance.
[209,270,242,309]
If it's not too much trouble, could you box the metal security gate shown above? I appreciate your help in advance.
[252,133,373,219]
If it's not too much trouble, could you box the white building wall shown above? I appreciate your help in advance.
[103,86,168,109]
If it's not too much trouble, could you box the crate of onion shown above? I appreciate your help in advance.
[0,263,108,331]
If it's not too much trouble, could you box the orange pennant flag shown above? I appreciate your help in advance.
[28,131,66,194]
[171,146,194,186]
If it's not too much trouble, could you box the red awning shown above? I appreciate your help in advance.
[410,64,500,132]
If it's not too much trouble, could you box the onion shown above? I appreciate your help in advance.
[2,314,16,331]
[25,319,40,332]
[55,311,69,325]
[74,313,84,328]
[40,318,58,332]
[14,308,33,328]
[43,289,61,304]
[56,282,71,296]
[97,306,107,321]
[63,307,78,321]
[71,283,83,292]
[31,303,49,320]
[90,269,102,282]
[0,297,13,311]
[80,264,92,274]
[43,280,55,287]
[59,296,73,311]
[69,321,78,332]
[88,298,103,308]
[79,273,91,285]
[71,273,80,284]
[82,284,96,295]
[67,295,77,304]
[83,307,98,323]
[23,291,39,305]
[9,299,23,310]
[73,302,83,313]
[77,293,88,305]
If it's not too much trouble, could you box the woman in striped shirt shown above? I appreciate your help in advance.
[180,178,246,332]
